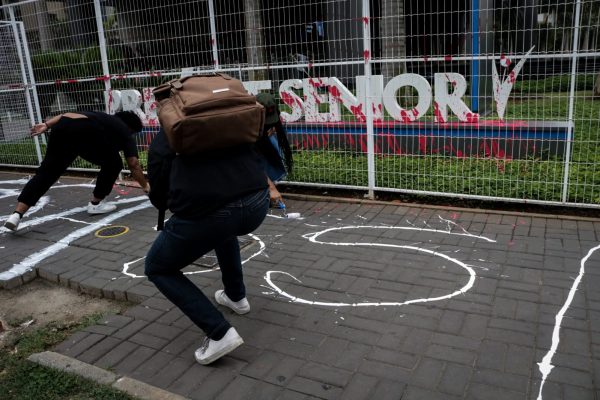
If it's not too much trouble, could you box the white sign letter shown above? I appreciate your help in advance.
[383,73,431,122]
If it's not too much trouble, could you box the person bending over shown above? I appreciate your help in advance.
[145,128,269,365]
[4,111,150,231]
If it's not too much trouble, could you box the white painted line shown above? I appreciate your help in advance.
[121,233,266,278]
[536,243,600,400]
[0,196,147,233]
[0,201,152,281]
[263,224,493,307]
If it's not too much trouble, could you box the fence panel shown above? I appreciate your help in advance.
[0,0,598,207]
[0,20,41,166]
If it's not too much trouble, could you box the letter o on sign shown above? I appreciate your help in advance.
[383,73,432,122]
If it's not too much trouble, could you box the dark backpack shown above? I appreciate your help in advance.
[147,129,175,230]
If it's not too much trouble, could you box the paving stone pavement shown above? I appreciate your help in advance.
[1,171,600,400]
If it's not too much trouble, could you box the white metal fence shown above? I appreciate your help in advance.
[0,0,599,207]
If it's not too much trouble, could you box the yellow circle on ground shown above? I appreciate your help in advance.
[94,225,130,238]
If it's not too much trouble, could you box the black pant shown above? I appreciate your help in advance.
[18,121,123,207]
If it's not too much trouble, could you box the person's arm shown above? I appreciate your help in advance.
[268,177,282,205]
[30,112,86,136]
[126,156,150,194]
[30,114,63,136]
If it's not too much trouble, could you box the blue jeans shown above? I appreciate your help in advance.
[145,188,269,340]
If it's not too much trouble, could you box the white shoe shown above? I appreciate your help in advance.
[194,327,244,365]
[215,290,250,314]
[87,201,117,215]
[4,213,21,231]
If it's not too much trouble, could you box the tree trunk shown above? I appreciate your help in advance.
[243,0,267,81]
[380,0,406,84]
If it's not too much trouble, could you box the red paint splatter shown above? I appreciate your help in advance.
[433,102,446,123]
[363,50,370,62]
[418,135,428,154]
[312,93,321,105]
[465,113,480,123]
[399,109,412,123]
[444,55,453,62]
[362,17,369,26]
[329,85,341,100]
[281,92,301,109]
[113,184,131,196]
[508,71,517,84]
[308,78,321,88]
[350,104,366,122]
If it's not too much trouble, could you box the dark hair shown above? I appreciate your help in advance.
[258,120,293,174]
[115,111,143,133]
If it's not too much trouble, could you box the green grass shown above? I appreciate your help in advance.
[287,93,600,204]
[0,314,136,400]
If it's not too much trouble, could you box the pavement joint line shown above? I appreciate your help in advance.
[27,351,189,400]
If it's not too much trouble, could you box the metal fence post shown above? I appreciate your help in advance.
[561,0,582,204]
[93,0,112,113]
[362,0,375,200]
[9,6,42,165]
[208,0,220,70]
[17,21,45,145]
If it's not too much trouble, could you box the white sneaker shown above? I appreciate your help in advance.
[4,213,21,231]
[87,201,117,215]
[194,327,244,365]
[215,290,250,314]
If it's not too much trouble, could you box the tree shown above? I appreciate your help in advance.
[243,0,267,80]
[380,0,406,83]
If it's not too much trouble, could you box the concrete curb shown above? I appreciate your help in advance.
[282,192,600,222]
[27,351,189,400]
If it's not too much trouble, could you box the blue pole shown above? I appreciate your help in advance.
[471,0,480,112]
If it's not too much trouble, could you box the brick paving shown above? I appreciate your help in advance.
[1,171,599,399]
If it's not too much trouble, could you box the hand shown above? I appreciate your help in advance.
[269,184,282,205]
[30,123,48,137]
[143,183,151,194]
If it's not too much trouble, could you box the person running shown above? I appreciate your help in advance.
[4,111,150,231]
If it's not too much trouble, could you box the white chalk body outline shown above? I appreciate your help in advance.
[121,233,266,278]
[0,200,152,280]
[263,225,486,307]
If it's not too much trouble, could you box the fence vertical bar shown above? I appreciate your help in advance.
[93,0,111,113]
[9,6,42,164]
[561,0,582,204]
[471,0,480,112]
[208,0,220,70]
[17,21,45,145]
[362,0,375,199]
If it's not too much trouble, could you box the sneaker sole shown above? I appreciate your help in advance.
[195,336,244,365]
[4,222,17,231]
[215,292,250,315]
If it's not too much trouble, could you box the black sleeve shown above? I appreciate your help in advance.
[122,135,139,158]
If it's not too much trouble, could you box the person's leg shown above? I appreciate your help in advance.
[92,152,122,201]
[214,237,244,301]
[17,134,77,210]
[145,214,233,340]
[215,188,269,302]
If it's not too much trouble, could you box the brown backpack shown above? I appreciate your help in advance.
[153,73,265,155]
